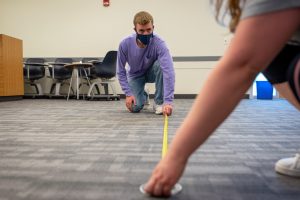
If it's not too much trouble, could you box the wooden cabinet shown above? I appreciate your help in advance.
[0,34,24,99]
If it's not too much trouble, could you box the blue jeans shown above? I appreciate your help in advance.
[128,61,163,113]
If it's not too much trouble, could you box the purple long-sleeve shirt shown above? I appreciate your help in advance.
[117,33,175,104]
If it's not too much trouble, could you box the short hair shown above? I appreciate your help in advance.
[133,11,154,26]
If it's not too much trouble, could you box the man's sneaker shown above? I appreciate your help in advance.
[275,153,300,177]
[153,103,163,115]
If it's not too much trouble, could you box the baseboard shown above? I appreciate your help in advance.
[0,95,23,102]
[119,94,250,99]
[0,94,249,100]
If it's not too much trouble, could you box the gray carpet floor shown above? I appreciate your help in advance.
[0,98,299,200]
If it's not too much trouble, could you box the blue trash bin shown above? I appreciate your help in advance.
[256,81,273,100]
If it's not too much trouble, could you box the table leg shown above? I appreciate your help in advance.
[67,69,74,101]
[76,68,79,100]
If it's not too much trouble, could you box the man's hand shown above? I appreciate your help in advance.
[125,96,136,112]
[163,104,173,116]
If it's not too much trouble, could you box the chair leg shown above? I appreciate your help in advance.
[63,82,75,95]
[103,84,109,95]
[71,86,74,94]
[55,83,61,95]
[87,80,118,98]
[50,82,73,96]
[87,82,97,97]
[50,83,55,94]
[34,83,43,95]
[30,83,38,94]
[109,82,117,96]
[102,80,117,96]
[95,84,101,95]
[82,69,94,97]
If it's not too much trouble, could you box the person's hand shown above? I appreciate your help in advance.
[144,154,187,197]
[125,96,136,112]
[163,104,173,116]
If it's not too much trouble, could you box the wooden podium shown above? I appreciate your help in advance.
[0,34,24,100]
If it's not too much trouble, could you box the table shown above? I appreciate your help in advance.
[64,63,93,100]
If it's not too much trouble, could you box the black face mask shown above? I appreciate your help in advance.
[136,33,153,46]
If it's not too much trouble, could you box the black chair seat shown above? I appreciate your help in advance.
[89,66,98,79]
[24,58,46,81]
[49,58,74,96]
[24,66,45,80]
[49,65,72,80]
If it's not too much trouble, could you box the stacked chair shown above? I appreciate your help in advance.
[79,57,101,95]
[23,58,47,97]
[48,58,74,97]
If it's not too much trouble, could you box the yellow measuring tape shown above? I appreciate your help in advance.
[162,115,168,158]
[140,114,183,196]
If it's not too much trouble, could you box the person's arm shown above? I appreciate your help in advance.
[117,44,132,97]
[158,45,175,105]
[157,41,175,115]
[117,44,136,111]
[145,8,300,197]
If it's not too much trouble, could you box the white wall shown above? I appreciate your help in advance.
[1,0,240,95]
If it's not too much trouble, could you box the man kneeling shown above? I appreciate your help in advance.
[117,11,175,116]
